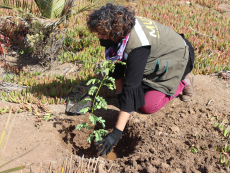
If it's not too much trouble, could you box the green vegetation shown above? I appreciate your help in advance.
[76,60,126,143]
[188,146,200,154]
[217,145,230,167]
[134,0,230,74]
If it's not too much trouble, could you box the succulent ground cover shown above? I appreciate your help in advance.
[0,0,230,172]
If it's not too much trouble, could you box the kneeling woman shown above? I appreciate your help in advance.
[87,3,195,155]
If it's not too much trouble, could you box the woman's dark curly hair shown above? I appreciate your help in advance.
[87,3,135,43]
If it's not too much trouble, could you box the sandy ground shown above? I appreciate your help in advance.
[0,74,230,172]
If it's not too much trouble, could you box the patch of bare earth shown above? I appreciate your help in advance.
[219,4,230,19]
[0,74,230,172]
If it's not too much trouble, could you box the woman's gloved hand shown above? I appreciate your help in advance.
[94,127,123,155]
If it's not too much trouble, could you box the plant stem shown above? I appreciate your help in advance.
[91,61,115,114]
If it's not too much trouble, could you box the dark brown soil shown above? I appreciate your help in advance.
[1,74,230,173]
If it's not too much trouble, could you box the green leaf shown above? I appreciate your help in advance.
[96,105,102,110]
[97,117,106,128]
[86,79,96,85]
[79,107,90,114]
[98,129,108,136]
[76,123,90,130]
[94,131,100,141]
[101,60,111,68]
[223,126,230,137]
[86,79,100,85]
[103,68,109,75]
[34,0,65,19]
[93,129,107,142]
[89,115,97,126]
[76,123,84,130]
[0,165,25,173]
[211,117,216,121]
[88,86,98,96]
[87,134,94,143]
[107,77,115,83]
[103,83,114,90]
[220,154,222,160]
[94,69,103,74]
[81,97,92,104]
[96,96,107,106]
[102,105,107,110]
[44,113,53,121]
[225,159,229,166]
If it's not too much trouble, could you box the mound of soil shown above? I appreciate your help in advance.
[0,74,230,173]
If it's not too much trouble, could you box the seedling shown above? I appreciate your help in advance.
[76,60,126,143]
[188,147,199,154]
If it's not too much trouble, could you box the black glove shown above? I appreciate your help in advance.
[94,127,123,155]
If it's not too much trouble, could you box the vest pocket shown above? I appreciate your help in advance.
[152,60,169,81]
[144,59,169,81]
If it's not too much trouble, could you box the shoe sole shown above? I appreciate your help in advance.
[183,73,195,102]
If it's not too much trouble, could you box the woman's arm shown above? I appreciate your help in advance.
[115,77,124,93]
[116,110,130,131]
[95,47,150,156]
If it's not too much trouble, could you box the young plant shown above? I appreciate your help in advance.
[76,60,126,143]
[188,146,199,154]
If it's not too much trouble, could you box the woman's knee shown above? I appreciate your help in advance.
[140,103,159,114]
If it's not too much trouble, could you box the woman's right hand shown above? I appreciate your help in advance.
[94,127,122,155]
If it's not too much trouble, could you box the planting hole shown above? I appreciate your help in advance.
[58,118,141,161]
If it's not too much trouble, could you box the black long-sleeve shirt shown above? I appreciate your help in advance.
[109,36,194,112]
[109,46,151,112]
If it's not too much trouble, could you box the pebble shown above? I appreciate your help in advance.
[189,108,195,114]
[11,51,17,56]
[156,127,164,131]
[170,126,180,132]
[199,108,206,113]
[160,162,170,169]
[180,113,186,118]
[149,148,156,154]
[146,164,157,173]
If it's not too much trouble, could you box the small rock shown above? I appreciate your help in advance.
[170,126,180,133]
[157,127,164,131]
[180,110,187,114]
[11,51,17,56]
[189,108,195,114]
[180,113,186,118]
[149,148,156,154]
[146,164,157,173]
[160,162,170,169]
[199,108,206,113]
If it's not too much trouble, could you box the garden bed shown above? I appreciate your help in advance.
[1,75,230,172]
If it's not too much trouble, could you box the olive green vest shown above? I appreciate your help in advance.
[124,16,189,96]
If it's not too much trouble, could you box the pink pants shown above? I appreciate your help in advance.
[140,81,187,114]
